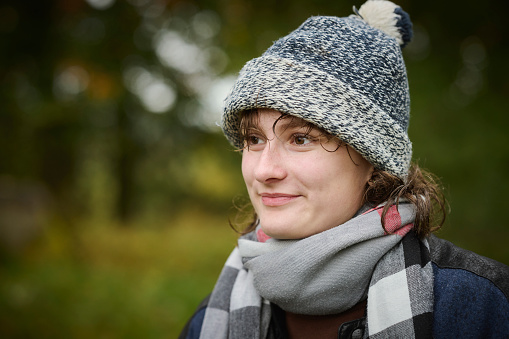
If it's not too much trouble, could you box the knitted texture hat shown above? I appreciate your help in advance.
[221,0,413,178]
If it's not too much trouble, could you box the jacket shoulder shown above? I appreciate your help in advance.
[178,294,210,339]
[429,234,509,298]
[429,235,509,338]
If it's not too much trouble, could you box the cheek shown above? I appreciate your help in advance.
[241,154,254,185]
[319,156,370,197]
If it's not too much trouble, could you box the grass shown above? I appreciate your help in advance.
[0,209,238,338]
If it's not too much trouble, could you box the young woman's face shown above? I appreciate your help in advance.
[241,109,374,239]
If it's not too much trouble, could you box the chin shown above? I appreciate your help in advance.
[261,224,292,239]
[261,223,307,240]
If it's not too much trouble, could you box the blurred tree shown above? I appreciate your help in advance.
[0,0,507,258]
[0,0,239,227]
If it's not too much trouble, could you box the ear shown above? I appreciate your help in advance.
[365,165,375,184]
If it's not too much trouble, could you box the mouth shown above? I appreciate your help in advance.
[260,193,301,207]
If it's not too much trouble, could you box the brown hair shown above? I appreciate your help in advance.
[363,164,447,239]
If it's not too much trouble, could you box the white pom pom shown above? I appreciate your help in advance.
[357,0,404,45]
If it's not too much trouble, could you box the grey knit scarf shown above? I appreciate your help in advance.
[199,203,434,338]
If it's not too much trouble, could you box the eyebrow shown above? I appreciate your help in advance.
[275,116,313,132]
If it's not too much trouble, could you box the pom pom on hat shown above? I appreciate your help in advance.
[222,1,415,177]
[355,0,413,47]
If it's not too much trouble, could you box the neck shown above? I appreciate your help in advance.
[284,299,367,339]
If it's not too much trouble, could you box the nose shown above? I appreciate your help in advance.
[253,140,287,183]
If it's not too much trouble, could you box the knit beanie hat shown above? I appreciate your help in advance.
[221,0,413,178]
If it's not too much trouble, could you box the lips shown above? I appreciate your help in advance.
[260,193,300,207]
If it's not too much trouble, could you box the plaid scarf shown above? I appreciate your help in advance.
[199,203,434,338]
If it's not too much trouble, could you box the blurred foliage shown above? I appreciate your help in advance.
[0,0,508,337]
[0,210,238,338]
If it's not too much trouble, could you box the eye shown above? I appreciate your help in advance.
[243,133,266,150]
[247,135,263,145]
[293,134,312,145]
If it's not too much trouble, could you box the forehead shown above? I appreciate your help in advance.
[241,109,318,131]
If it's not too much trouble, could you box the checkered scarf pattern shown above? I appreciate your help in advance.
[366,230,434,338]
[199,204,433,338]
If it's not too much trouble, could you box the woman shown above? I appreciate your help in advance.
[180,1,509,338]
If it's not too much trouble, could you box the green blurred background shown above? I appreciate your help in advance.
[0,0,507,337]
